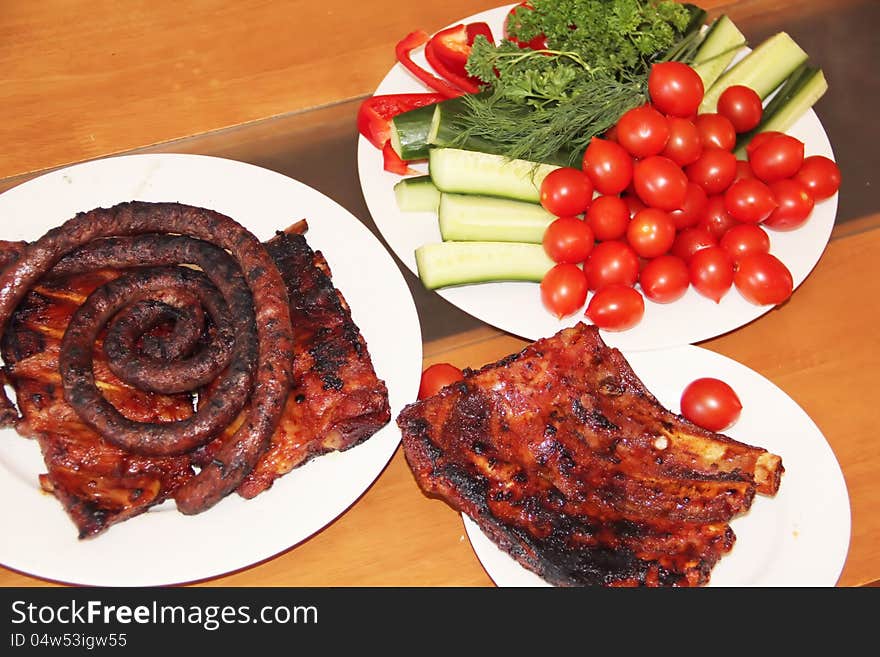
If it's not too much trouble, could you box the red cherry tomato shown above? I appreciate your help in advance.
[632,156,688,212]
[680,377,742,432]
[671,226,717,262]
[724,178,778,224]
[794,155,842,200]
[733,252,794,305]
[745,131,786,159]
[543,216,595,263]
[616,105,670,158]
[626,208,676,259]
[733,159,756,183]
[763,179,815,231]
[749,134,805,182]
[689,246,734,303]
[662,117,703,167]
[585,285,645,331]
[647,62,704,118]
[582,137,634,195]
[639,255,690,303]
[719,223,770,262]
[622,194,646,218]
[685,148,737,195]
[540,167,594,216]
[540,263,589,317]
[418,363,464,400]
[716,85,763,133]
[694,113,737,151]
[699,195,739,240]
[583,240,640,290]
[669,182,708,230]
[586,195,630,241]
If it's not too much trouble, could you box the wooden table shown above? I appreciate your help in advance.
[0,0,877,587]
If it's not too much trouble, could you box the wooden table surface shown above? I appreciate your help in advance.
[0,0,877,587]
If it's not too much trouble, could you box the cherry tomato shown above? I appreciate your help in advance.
[748,134,805,182]
[540,263,589,317]
[662,117,703,167]
[724,178,778,224]
[583,240,640,290]
[680,377,742,432]
[585,284,645,331]
[582,137,634,195]
[669,182,708,230]
[719,223,770,262]
[543,216,595,263]
[763,179,815,231]
[685,148,737,195]
[648,62,704,118]
[418,363,464,400]
[745,131,786,159]
[632,156,688,212]
[540,167,594,216]
[699,195,739,240]
[716,85,763,133]
[622,194,646,218]
[626,208,676,259]
[689,246,734,303]
[733,252,793,305]
[695,113,737,151]
[586,195,630,241]
[671,226,717,262]
[733,159,756,183]
[639,255,690,303]
[794,155,842,200]
[616,105,670,158]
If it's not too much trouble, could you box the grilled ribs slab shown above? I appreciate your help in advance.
[1,229,390,537]
[398,323,783,587]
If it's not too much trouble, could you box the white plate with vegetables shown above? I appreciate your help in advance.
[357,2,839,351]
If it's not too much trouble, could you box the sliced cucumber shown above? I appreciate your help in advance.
[394,175,441,212]
[699,32,808,114]
[415,241,553,290]
[390,103,438,161]
[735,64,828,157]
[429,148,559,203]
[438,193,555,243]
[691,15,746,91]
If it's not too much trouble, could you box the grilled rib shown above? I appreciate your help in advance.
[398,323,783,587]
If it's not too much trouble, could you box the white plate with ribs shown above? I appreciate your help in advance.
[0,153,422,586]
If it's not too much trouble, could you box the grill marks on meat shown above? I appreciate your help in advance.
[1,224,389,537]
[398,324,783,587]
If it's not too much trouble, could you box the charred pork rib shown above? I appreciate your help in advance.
[398,323,783,587]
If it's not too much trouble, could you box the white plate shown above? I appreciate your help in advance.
[462,344,850,587]
[0,153,423,586]
[357,4,839,351]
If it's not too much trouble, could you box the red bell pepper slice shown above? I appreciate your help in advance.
[357,92,446,149]
[425,22,494,93]
[395,30,467,98]
[382,141,418,175]
[504,2,549,50]
[425,40,481,94]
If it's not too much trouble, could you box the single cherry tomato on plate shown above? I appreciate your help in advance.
[662,117,703,167]
[647,62,704,118]
[716,85,763,133]
[616,105,670,158]
[745,131,786,159]
[680,377,742,432]
[583,240,641,290]
[724,178,778,224]
[626,208,676,259]
[719,223,770,262]
[540,167,594,216]
[763,179,815,231]
[689,245,734,303]
[639,255,690,303]
[543,216,595,263]
[632,155,688,211]
[794,155,842,200]
[669,182,708,230]
[418,363,464,400]
[695,113,737,151]
[585,284,645,331]
[582,137,634,195]
[586,195,630,241]
[671,225,717,262]
[699,195,739,240]
[685,147,737,195]
[733,252,794,305]
[540,263,589,317]
[748,134,805,182]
